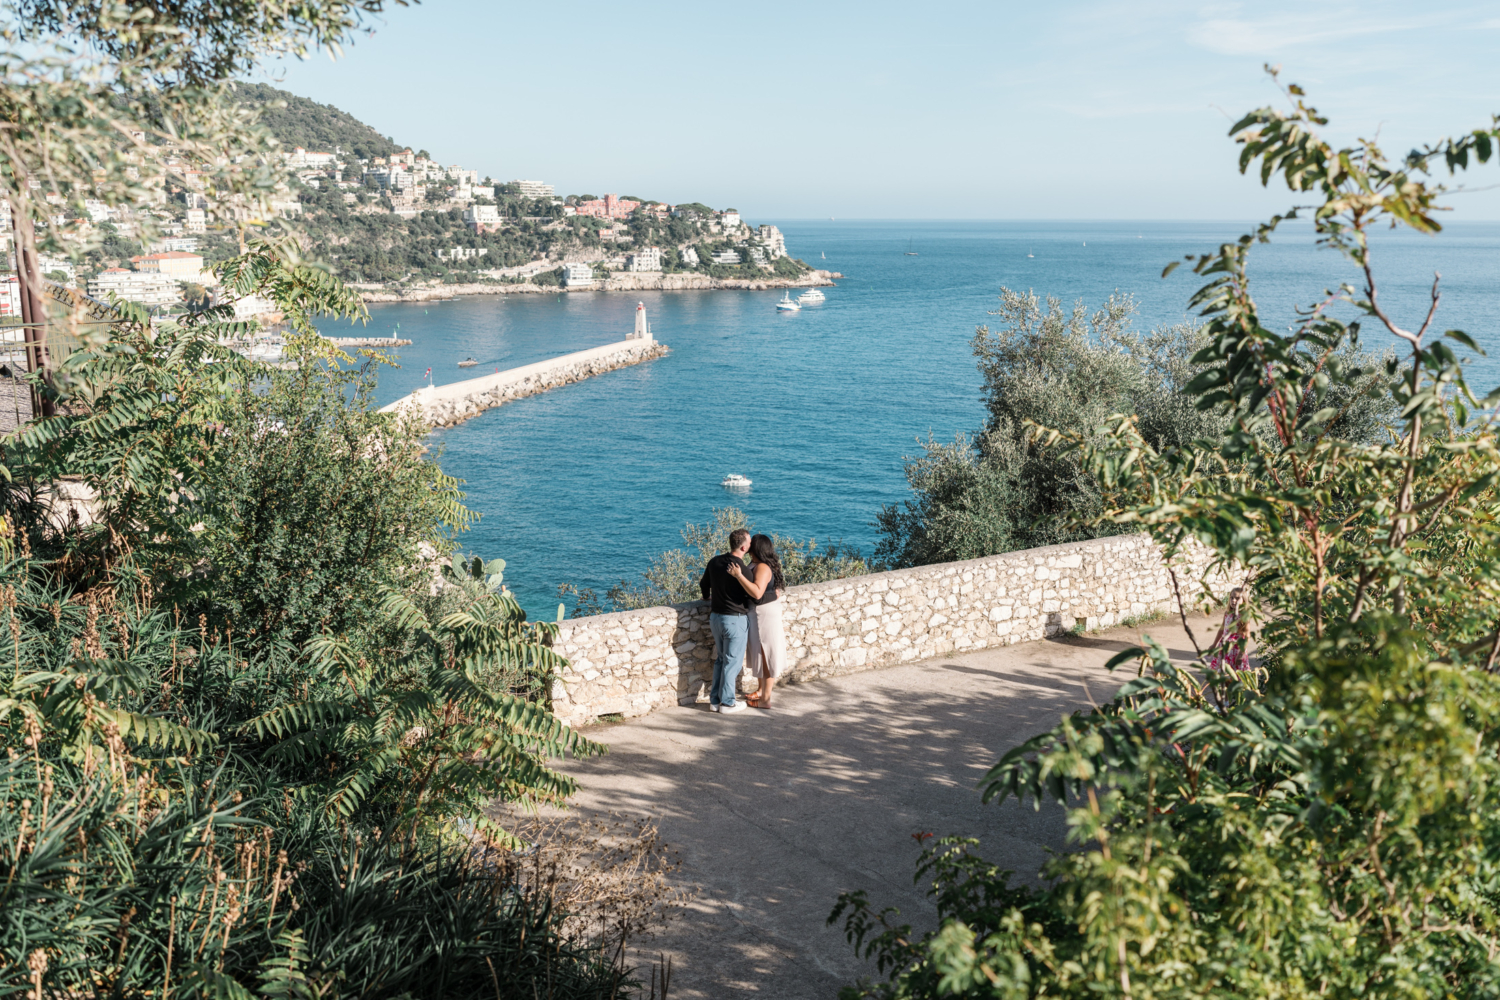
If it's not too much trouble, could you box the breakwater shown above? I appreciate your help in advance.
[546,533,1233,727]
[380,335,667,429]
[325,336,413,347]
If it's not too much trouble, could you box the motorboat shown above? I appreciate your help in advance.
[798,288,826,304]
[457,357,478,367]
[721,474,752,489]
[775,293,800,312]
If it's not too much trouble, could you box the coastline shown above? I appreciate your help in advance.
[352,268,842,303]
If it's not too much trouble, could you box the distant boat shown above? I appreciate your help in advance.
[821,251,826,259]
[1027,250,1035,258]
[776,292,800,312]
[798,288,825,304]
[721,474,752,489]
[457,357,478,367]
[904,238,918,256]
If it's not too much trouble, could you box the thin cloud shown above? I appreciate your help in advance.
[1187,13,1446,55]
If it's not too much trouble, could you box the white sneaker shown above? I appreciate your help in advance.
[719,702,747,714]
[708,704,720,713]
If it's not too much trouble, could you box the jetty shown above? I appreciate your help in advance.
[325,335,413,347]
[379,303,666,429]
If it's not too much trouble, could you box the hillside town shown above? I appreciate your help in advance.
[1,130,803,320]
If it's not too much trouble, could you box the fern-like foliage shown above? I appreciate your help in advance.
[239,575,604,846]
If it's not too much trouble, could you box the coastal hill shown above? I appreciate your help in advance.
[233,82,401,163]
[194,85,824,295]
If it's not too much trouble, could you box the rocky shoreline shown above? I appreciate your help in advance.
[354,269,841,304]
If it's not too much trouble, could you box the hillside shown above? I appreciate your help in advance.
[234,82,401,161]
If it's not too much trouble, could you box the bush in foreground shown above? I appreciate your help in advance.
[835,76,1500,998]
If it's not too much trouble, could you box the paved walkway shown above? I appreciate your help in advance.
[553,614,1215,999]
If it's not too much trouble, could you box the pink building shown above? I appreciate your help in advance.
[572,193,640,220]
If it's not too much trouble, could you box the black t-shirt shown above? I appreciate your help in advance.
[699,552,752,616]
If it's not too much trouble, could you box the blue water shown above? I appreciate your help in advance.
[315,220,1500,618]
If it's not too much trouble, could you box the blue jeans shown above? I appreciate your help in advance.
[709,613,748,708]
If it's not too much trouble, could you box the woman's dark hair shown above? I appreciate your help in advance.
[749,533,785,591]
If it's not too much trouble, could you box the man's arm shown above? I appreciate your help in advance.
[699,559,713,602]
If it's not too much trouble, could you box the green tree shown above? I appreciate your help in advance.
[875,289,1390,569]
[833,74,1500,999]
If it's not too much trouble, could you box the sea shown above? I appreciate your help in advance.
[311,219,1500,620]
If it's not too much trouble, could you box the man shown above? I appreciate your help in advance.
[699,527,753,714]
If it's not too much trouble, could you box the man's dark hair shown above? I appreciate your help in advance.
[728,528,750,552]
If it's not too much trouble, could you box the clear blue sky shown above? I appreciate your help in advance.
[260,0,1500,220]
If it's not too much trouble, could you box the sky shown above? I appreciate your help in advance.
[260,0,1500,220]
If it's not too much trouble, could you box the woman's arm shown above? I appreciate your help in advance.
[730,562,772,599]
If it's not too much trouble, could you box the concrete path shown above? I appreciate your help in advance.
[554,614,1215,999]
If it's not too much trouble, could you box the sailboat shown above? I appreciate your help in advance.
[821,251,826,259]
[1027,249,1035,258]
[904,238,918,256]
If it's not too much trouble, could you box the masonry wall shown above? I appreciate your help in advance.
[549,532,1228,728]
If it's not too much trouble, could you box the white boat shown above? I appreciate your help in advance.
[721,474,752,489]
[457,357,478,368]
[775,293,800,312]
[798,288,825,304]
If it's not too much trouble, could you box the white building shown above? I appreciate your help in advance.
[512,180,554,198]
[88,269,181,307]
[36,255,76,285]
[711,249,741,265]
[0,275,19,317]
[153,237,200,253]
[757,224,788,259]
[185,208,206,233]
[437,248,489,260]
[229,293,275,320]
[720,210,741,229]
[679,245,699,267]
[287,147,338,168]
[464,204,502,233]
[83,199,115,224]
[561,264,593,288]
[625,247,662,272]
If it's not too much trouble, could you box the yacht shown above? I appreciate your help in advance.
[776,292,800,312]
[904,238,918,256]
[457,357,478,368]
[721,474,752,489]
[798,288,826,304]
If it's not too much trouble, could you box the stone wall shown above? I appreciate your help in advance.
[548,533,1231,728]
[379,338,667,429]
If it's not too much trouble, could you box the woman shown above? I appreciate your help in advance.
[728,533,787,709]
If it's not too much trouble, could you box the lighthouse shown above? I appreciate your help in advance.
[629,301,652,342]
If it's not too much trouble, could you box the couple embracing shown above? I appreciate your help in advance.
[698,529,787,713]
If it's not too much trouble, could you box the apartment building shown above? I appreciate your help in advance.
[464,204,502,233]
[625,247,662,272]
[561,264,594,288]
[512,180,554,198]
[88,268,181,307]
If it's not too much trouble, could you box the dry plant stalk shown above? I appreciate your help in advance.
[489,810,694,960]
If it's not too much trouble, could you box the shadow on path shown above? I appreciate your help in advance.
[526,615,1214,1000]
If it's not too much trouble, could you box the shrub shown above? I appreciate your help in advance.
[833,74,1500,998]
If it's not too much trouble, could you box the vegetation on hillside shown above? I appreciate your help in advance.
[233,81,402,161]
[834,74,1500,998]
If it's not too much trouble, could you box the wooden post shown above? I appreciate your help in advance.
[10,203,54,419]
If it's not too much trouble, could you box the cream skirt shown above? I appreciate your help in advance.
[747,597,787,679]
